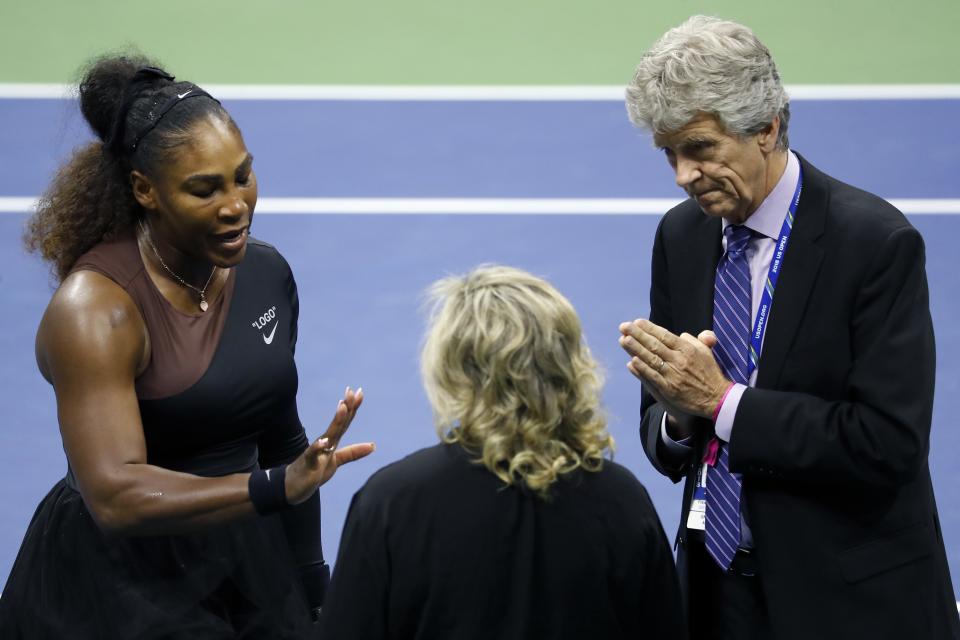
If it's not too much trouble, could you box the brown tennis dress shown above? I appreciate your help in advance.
[0,231,324,639]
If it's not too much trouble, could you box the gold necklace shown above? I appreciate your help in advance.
[139,221,217,312]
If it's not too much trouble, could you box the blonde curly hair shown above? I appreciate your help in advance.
[421,265,614,499]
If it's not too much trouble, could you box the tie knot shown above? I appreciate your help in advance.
[725,225,752,255]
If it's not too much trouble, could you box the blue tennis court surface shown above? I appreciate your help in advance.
[1,96,958,597]
[3,99,959,198]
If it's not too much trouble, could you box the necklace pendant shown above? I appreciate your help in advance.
[199,299,209,312]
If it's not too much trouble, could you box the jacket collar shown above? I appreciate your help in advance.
[755,153,827,388]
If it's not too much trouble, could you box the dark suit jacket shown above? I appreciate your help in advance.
[640,155,960,639]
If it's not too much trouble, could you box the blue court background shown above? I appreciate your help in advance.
[0,95,958,597]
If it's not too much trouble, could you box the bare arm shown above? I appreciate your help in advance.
[38,271,372,536]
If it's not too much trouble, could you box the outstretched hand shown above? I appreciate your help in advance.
[285,387,375,505]
[618,319,730,420]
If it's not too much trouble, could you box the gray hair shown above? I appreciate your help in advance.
[626,15,790,150]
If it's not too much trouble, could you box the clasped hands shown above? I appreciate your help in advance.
[618,319,731,433]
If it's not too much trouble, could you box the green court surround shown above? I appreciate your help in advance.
[1,0,958,84]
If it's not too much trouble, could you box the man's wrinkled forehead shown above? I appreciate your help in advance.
[653,113,728,150]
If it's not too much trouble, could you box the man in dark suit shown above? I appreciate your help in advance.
[618,15,959,640]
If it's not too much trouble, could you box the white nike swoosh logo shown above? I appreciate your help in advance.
[177,89,193,99]
[263,323,278,345]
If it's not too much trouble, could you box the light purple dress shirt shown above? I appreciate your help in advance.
[660,150,801,547]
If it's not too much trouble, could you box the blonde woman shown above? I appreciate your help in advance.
[321,266,683,639]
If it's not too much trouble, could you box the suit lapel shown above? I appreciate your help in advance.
[755,155,827,389]
[684,212,722,333]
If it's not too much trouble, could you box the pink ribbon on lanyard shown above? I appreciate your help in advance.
[702,437,720,466]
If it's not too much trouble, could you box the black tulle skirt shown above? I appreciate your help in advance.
[0,480,318,639]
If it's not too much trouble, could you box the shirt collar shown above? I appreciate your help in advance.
[723,150,799,240]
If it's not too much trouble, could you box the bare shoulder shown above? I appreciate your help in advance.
[37,270,149,384]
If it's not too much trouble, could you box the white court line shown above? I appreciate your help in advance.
[2,84,960,101]
[255,198,683,214]
[3,197,960,215]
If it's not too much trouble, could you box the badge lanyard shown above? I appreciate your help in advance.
[746,165,803,380]
[687,166,803,533]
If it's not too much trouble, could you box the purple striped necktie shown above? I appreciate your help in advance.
[706,224,753,571]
